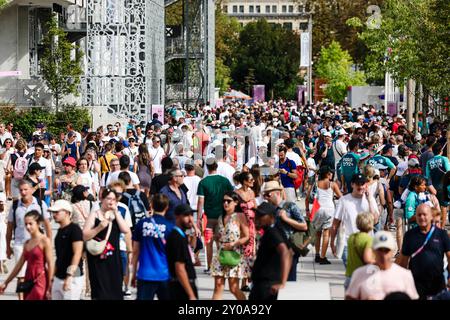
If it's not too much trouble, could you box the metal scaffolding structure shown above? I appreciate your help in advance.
[83,0,165,123]
[165,0,215,107]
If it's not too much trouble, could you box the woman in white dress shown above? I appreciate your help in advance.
[309,165,342,264]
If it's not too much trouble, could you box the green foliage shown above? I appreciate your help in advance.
[165,1,183,25]
[215,58,231,94]
[315,41,366,102]
[40,15,83,108]
[230,19,302,99]
[355,0,450,102]
[0,105,91,140]
[306,0,383,66]
[215,5,240,93]
[0,0,7,10]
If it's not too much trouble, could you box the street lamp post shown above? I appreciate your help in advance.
[308,14,312,105]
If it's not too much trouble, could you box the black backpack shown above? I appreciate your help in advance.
[122,191,147,228]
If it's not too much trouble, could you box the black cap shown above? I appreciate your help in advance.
[29,162,45,171]
[174,204,196,216]
[256,202,278,217]
[351,173,368,185]
[382,144,394,153]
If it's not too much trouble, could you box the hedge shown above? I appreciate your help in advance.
[0,104,91,141]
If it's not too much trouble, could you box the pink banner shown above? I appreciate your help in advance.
[149,105,165,125]
[0,71,21,77]
[253,85,265,102]
[387,102,397,116]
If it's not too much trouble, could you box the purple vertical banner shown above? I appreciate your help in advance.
[253,85,265,102]
[297,85,307,106]
[387,101,397,116]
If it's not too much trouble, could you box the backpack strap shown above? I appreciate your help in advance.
[12,200,19,234]
[102,155,110,172]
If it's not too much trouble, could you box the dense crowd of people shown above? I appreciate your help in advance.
[0,100,449,300]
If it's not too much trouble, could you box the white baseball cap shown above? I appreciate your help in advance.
[337,128,348,136]
[372,231,396,251]
[323,132,332,138]
[48,200,73,214]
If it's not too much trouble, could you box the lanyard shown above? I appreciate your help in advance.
[173,226,186,238]
[411,225,435,259]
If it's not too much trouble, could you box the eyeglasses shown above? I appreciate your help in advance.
[223,199,234,204]
[63,164,72,167]
[263,192,272,198]
[153,140,160,143]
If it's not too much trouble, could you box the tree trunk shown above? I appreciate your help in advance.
[422,87,429,135]
[406,78,415,131]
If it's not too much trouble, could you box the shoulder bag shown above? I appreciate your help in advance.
[86,219,113,256]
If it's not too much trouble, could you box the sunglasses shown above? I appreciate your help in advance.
[223,199,234,204]
[153,140,160,143]
[263,192,272,198]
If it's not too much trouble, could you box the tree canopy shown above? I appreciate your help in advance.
[315,41,366,103]
[40,15,83,109]
[348,0,449,102]
[230,19,302,99]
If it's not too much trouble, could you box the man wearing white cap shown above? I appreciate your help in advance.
[333,128,348,171]
[49,200,84,300]
[346,231,419,300]
[392,114,404,134]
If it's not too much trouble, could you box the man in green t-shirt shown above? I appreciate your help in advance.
[196,159,234,273]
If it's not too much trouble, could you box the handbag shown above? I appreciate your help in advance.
[86,220,113,256]
[16,271,44,293]
[289,217,316,257]
[218,250,241,267]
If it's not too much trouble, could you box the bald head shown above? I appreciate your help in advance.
[416,204,433,229]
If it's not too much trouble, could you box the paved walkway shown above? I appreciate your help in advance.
[0,196,347,300]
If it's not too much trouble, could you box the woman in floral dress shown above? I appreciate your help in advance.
[211,192,249,300]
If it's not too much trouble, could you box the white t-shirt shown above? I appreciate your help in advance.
[245,155,279,169]
[28,156,52,180]
[286,150,302,166]
[334,193,379,243]
[307,157,317,178]
[204,161,236,186]
[0,132,13,145]
[106,170,140,186]
[346,263,419,300]
[333,139,347,166]
[123,146,139,167]
[183,175,201,210]
[77,171,98,195]
[149,146,165,174]
[118,202,133,251]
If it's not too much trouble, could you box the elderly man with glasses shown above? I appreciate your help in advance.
[148,137,165,176]
[160,169,188,223]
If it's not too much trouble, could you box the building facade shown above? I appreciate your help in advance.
[221,0,309,32]
[0,0,86,106]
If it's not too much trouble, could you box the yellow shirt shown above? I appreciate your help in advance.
[99,152,117,174]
